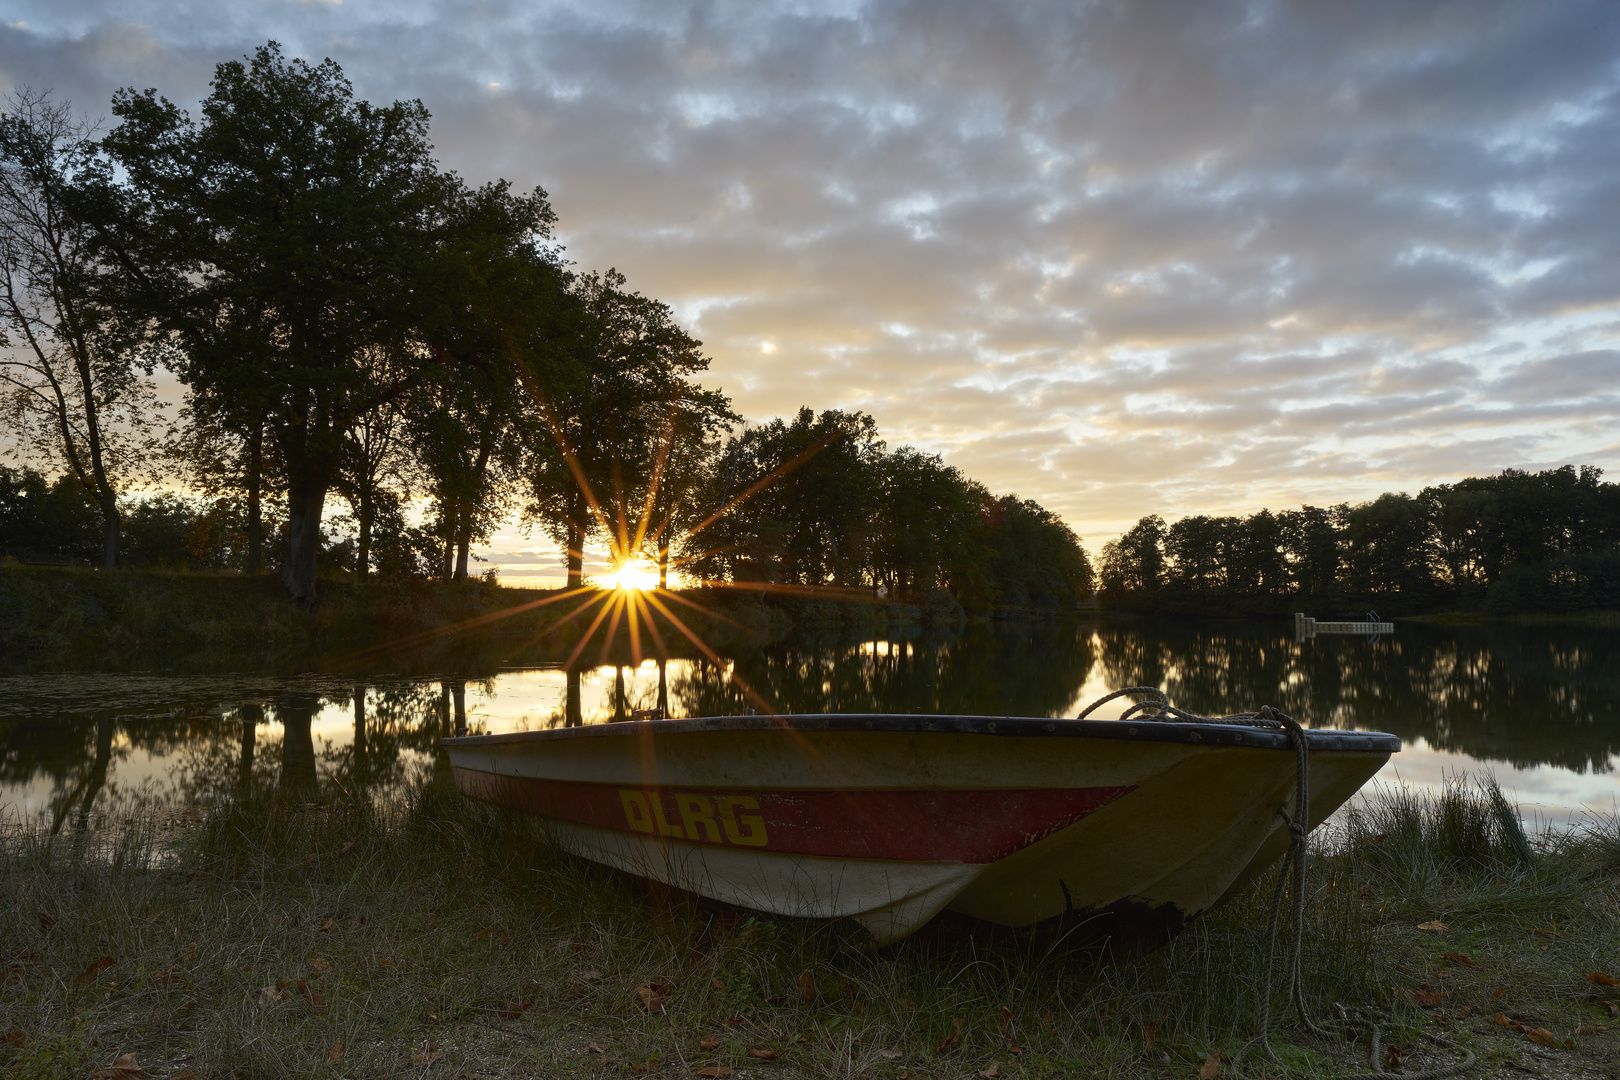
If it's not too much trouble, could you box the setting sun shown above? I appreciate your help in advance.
[603,558,660,591]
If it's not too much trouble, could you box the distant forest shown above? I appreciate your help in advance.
[0,45,1090,614]
[1101,465,1620,616]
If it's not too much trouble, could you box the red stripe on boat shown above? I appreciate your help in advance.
[453,769,1134,863]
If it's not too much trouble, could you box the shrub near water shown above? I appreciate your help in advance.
[3,775,1619,1078]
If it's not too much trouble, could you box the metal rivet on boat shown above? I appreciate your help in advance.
[987,722,996,732]
[1188,732,1201,742]
[1046,724,1055,732]
[1129,727,1137,735]
[865,721,873,729]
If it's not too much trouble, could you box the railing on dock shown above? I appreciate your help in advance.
[1295,612,1394,640]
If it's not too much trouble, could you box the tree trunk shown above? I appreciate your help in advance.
[282,477,328,606]
[356,491,372,582]
[658,545,669,590]
[567,518,584,590]
[454,513,471,581]
[657,658,668,718]
[246,423,264,573]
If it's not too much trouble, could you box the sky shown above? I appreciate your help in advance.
[4,0,1619,582]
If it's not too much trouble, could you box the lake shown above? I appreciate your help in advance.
[4,617,1617,833]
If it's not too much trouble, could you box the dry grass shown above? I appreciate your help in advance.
[3,775,1619,1079]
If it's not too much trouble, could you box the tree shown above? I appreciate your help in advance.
[1100,514,1167,595]
[685,409,883,589]
[0,89,163,568]
[101,43,452,604]
[527,270,730,589]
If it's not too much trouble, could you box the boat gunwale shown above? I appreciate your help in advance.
[441,713,1399,754]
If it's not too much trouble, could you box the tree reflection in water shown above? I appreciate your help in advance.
[1,619,1616,828]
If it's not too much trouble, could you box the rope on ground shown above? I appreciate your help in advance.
[1073,689,1476,1080]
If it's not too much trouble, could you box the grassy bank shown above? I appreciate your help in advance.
[0,564,797,661]
[0,564,992,664]
[4,776,1619,1079]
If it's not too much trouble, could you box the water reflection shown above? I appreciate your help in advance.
[1,619,1616,828]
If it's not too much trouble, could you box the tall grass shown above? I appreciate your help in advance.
[4,773,1618,1078]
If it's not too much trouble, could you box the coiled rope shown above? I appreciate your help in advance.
[1076,688,1475,1080]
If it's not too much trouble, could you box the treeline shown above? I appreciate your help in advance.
[1101,465,1620,616]
[0,45,1091,613]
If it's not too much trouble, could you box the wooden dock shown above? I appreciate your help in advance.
[1295,613,1393,638]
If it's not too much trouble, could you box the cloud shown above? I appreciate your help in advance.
[3,0,1620,557]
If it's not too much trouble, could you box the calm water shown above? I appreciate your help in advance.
[3,618,1618,832]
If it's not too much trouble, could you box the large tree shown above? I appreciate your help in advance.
[0,90,163,568]
[100,43,451,604]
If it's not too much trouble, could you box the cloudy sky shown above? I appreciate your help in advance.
[5,0,1619,578]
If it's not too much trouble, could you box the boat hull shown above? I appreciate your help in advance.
[444,714,1396,945]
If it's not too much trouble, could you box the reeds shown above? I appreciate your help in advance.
[4,773,1618,1078]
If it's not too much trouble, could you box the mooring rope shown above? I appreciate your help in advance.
[1075,688,1476,1080]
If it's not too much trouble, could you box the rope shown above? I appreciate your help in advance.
[1074,689,1476,1080]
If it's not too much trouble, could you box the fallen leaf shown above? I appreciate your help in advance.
[500,1002,531,1020]
[1576,1024,1610,1035]
[311,957,329,972]
[169,1073,197,1080]
[74,956,116,986]
[630,1057,661,1074]
[1417,920,1449,932]
[1525,1027,1561,1048]
[799,970,817,1006]
[711,977,725,990]
[748,1048,781,1060]
[1385,1045,1408,1069]
[699,1035,722,1051]
[978,1062,1000,1078]
[184,943,198,961]
[720,1017,743,1028]
[936,1017,964,1053]
[1590,972,1620,987]
[586,1043,607,1055]
[899,1071,916,1080]
[339,840,355,855]
[1142,1018,1157,1050]
[895,996,918,1011]
[5,1029,24,1047]
[578,969,604,982]
[411,1050,446,1065]
[694,1069,733,1078]
[37,912,56,931]
[1495,1013,1524,1031]
[148,968,181,987]
[1410,988,1445,1006]
[634,983,672,1013]
[1199,1050,1227,1079]
[1455,1004,1478,1020]
[877,1048,902,1060]
[319,917,336,932]
[329,1039,345,1063]
[1442,952,1475,968]
[1490,986,1509,1001]
[87,1053,144,1080]
[258,985,284,1008]
[1602,1001,1620,1018]
[1040,1012,1056,1034]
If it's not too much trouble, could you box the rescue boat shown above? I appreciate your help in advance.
[443,710,1396,946]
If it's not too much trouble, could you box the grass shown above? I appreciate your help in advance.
[3,774,1619,1079]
